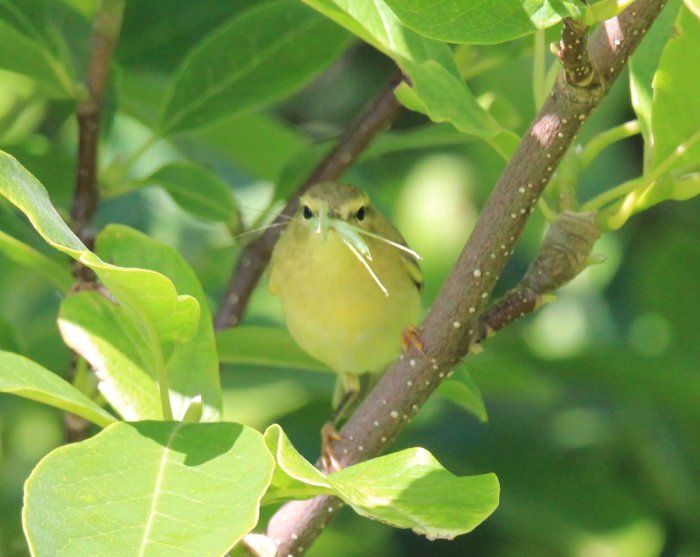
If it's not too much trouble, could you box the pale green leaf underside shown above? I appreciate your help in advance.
[24,421,274,557]
[95,225,223,421]
[0,350,116,427]
[58,292,163,420]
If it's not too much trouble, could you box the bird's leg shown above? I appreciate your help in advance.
[401,324,424,353]
[321,375,360,472]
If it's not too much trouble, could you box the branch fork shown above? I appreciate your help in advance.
[262,1,669,554]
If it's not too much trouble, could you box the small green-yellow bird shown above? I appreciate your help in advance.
[269,182,423,423]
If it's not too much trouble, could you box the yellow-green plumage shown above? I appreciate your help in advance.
[269,182,422,405]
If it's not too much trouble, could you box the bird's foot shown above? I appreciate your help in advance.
[401,325,424,353]
[321,422,344,473]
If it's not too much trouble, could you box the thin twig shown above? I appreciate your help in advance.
[65,0,125,441]
[214,72,405,329]
[265,1,668,554]
[476,211,601,341]
[552,16,598,88]
[71,0,126,249]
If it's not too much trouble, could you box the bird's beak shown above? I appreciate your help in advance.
[315,201,329,241]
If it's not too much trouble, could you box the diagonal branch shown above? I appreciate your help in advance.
[214,72,405,329]
[265,1,668,554]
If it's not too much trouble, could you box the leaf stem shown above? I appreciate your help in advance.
[579,119,641,168]
[147,324,173,421]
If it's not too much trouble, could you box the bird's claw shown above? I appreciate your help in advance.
[321,422,344,473]
[401,325,424,353]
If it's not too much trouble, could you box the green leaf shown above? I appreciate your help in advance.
[96,225,223,422]
[263,426,499,539]
[329,448,500,539]
[58,292,163,420]
[158,0,352,135]
[0,229,73,292]
[0,350,116,427]
[263,424,333,504]
[24,421,274,556]
[191,111,308,183]
[383,0,585,44]
[139,162,240,226]
[0,152,208,418]
[436,364,488,422]
[0,152,199,352]
[627,172,700,215]
[0,14,75,98]
[629,0,682,165]
[216,326,332,373]
[0,316,20,352]
[651,6,700,172]
[299,0,519,157]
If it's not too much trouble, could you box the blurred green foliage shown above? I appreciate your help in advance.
[1,0,699,556]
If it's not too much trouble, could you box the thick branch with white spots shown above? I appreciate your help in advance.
[265,1,669,555]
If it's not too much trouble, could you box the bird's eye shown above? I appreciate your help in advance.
[302,205,313,219]
[356,206,366,221]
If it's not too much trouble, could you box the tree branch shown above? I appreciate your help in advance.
[265,1,668,554]
[71,0,125,248]
[476,211,601,341]
[65,0,125,441]
[214,72,405,329]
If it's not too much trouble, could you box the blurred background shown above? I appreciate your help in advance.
[1,1,699,556]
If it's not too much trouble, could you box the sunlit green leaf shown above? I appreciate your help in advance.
[263,424,333,504]
[58,292,162,420]
[262,425,499,539]
[629,0,682,166]
[329,448,499,539]
[24,421,274,556]
[0,152,207,418]
[0,350,116,427]
[96,225,223,422]
[299,0,519,157]
[651,5,700,171]
[383,0,585,44]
